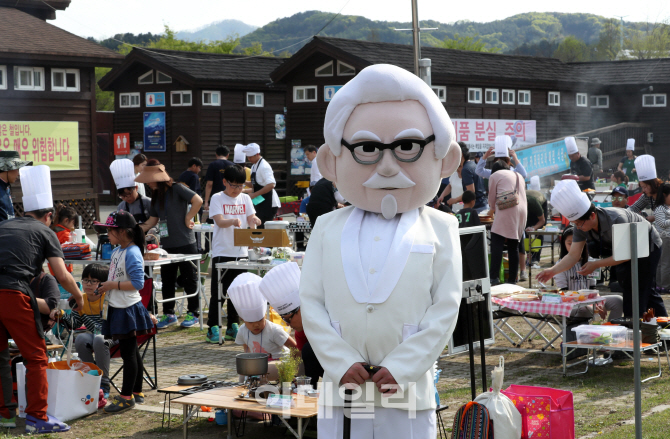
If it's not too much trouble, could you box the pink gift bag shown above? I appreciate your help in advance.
[501,385,574,439]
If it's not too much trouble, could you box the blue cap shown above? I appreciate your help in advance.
[611,186,629,197]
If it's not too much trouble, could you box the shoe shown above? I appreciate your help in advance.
[206,326,220,343]
[180,312,198,328]
[101,385,110,400]
[490,278,501,287]
[133,392,145,404]
[0,416,16,428]
[104,395,135,414]
[531,263,541,270]
[25,414,70,434]
[225,323,239,341]
[157,314,178,329]
[519,271,529,282]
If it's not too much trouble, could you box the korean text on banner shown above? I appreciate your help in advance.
[453,119,537,152]
[0,121,79,171]
[516,139,571,181]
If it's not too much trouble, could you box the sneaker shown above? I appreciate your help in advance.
[225,323,239,341]
[101,385,110,400]
[531,263,541,270]
[180,312,198,328]
[25,414,70,434]
[133,392,145,405]
[157,314,178,329]
[0,416,16,428]
[104,395,135,414]
[206,326,220,344]
[519,271,529,281]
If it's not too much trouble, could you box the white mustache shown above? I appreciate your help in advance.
[362,171,416,189]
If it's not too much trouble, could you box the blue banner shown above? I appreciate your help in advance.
[143,112,166,152]
[515,139,570,181]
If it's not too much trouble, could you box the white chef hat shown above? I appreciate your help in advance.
[494,135,511,158]
[551,180,591,221]
[626,139,635,151]
[529,175,541,191]
[228,273,266,322]
[110,159,136,189]
[233,144,246,164]
[242,143,261,157]
[635,154,657,181]
[19,165,53,212]
[259,262,301,315]
[565,137,579,155]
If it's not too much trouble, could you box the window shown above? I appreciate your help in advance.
[485,89,499,104]
[315,61,333,77]
[431,86,446,102]
[642,94,666,107]
[119,92,140,108]
[51,68,79,92]
[502,89,515,105]
[548,92,560,106]
[202,90,221,106]
[156,71,172,84]
[590,95,609,108]
[246,92,264,107]
[171,90,192,106]
[138,70,153,84]
[576,93,588,107]
[468,88,482,103]
[0,66,6,90]
[518,90,531,105]
[294,86,317,102]
[337,61,355,76]
[14,67,44,91]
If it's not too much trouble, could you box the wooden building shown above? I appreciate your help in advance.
[0,0,123,226]
[98,48,287,184]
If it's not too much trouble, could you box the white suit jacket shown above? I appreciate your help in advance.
[300,206,462,410]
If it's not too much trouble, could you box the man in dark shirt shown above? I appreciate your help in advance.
[306,178,341,228]
[178,157,203,196]
[0,151,32,223]
[569,150,595,191]
[203,145,233,211]
[456,191,481,228]
[442,143,489,213]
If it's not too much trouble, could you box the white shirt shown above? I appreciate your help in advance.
[135,174,146,197]
[252,158,280,208]
[358,211,401,297]
[209,191,256,257]
[309,157,322,185]
[235,320,289,360]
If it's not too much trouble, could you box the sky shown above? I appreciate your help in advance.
[51,0,670,40]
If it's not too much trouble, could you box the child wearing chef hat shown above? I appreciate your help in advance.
[110,159,151,224]
[259,262,323,388]
[630,154,663,222]
[229,272,297,381]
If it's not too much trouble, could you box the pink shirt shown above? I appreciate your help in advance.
[488,169,527,241]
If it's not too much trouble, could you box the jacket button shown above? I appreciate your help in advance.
[366,305,374,313]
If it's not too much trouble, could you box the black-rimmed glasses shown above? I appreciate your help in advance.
[281,307,300,325]
[341,134,435,165]
[81,279,100,285]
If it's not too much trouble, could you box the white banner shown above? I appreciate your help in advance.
[452,119,537,152]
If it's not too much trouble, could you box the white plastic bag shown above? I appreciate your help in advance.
[474,356,522,439]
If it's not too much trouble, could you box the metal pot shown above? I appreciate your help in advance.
[236,353,269,376]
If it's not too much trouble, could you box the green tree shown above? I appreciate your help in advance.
[438,33,500,52]
[242,41,271,56]
[552,35,588,62]
[95,67,114,111]
[595,18,621,60]
[624,23,670,59]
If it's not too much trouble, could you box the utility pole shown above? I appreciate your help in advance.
[615,15,627,55]
[394,0,437,84]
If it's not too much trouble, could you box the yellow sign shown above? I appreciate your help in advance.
[0,121,79,171]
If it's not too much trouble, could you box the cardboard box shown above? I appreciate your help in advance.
[234,229,291,248]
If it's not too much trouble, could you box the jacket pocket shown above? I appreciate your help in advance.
[402,323,419,341]
[410,244,434,254]
[330,321,342,337]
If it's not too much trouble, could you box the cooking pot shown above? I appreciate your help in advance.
[236,353,269,376]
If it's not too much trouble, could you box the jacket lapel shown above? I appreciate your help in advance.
[341,208,369,303]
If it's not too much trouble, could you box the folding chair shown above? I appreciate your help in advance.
[108,278,158,393]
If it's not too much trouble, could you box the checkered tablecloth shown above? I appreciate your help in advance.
[491,297,605,317]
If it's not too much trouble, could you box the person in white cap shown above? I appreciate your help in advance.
[618,139,638,182]
[260,262,323,388]
[630,154,663,223]
[538,180,667,319]
[300,64,463,439]
[587,138,603,174]
[229,272,297,381]
[111,159,152,224]
[242,143,280,226]
[474,135,528,180]
[566,136,595,191]
[0,165,83,433]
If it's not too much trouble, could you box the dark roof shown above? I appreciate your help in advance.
[569,59,670,85]
[101,48,287,90]
[0,7,123,65]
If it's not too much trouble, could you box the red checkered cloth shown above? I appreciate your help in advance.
[277,201,301,216]
[491,297,605,317]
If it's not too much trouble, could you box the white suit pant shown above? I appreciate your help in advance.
[317,405,436,439]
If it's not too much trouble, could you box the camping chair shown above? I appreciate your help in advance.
[108,278,158,393]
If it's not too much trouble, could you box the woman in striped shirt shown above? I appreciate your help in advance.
[654,183,670,292]
[630,177,663,222]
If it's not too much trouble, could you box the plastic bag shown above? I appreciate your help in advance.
[474,356,522,439]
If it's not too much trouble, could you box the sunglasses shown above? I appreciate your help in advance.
[341,134,435,165]
[281,307,300,325]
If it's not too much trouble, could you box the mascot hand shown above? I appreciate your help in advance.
[372,367,399,396]
[340,362,371,389]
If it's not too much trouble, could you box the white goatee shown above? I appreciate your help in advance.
[381,194,398,219]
